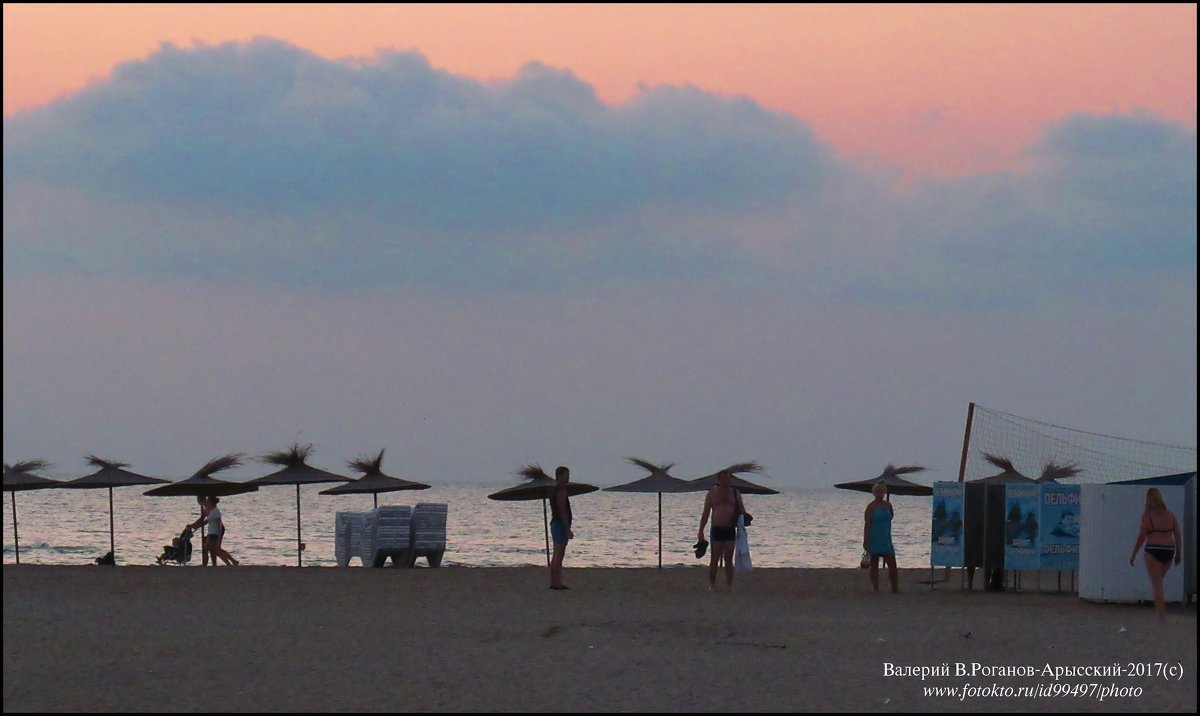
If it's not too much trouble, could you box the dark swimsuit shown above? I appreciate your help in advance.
[550,485,572,545]
[1144,512,1176,565]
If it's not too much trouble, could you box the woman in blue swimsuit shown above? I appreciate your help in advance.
[863,483,899,593]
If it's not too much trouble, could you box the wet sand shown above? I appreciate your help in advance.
[3,566,1195,712]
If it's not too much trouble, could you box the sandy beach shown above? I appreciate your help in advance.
[3,566,1195,712]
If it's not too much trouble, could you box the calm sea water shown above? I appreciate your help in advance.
[2,486,932,568]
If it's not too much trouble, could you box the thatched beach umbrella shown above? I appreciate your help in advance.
[59,456,169,563]
[604,458,705,569]
[834,464,932,499]
[487,464,599,566]
[249,443,352,567]
[320,449,431,508]
[972,454,1034,484]
[1037,461,1081,484]
[3,460,61,564]
[688,461,780,495]
[143,454,258,498]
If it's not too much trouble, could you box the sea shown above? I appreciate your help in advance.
[3,486,932,568]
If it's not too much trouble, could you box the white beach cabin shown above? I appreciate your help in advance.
[1079,472,1195,604]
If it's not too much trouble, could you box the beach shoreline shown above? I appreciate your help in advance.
[4,565,1195,712]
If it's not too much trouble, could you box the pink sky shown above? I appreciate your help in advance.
[4,4,1196,176]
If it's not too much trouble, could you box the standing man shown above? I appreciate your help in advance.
[699,470,749,590]
[549,466,574,590]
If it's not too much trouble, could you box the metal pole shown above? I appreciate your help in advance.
[296,484,303,567]
[543,498,550,567]
[11,492,19,565]
[373,493,378,509]
[108,487,116,559]
[658,492,663,570]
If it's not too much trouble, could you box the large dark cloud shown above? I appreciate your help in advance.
[3,38,832,229]
[3,38,1195,301]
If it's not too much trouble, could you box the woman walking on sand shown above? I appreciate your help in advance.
[1129,487,1181,623]
[190,496,239,566]
[864,483,899,593]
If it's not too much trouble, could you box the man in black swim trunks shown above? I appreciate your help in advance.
[698,470,750,590]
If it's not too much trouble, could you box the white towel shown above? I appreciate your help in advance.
[735,514,753,573]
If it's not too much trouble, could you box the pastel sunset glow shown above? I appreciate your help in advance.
[4,4,1195,175]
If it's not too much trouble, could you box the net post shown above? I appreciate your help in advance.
[947,402,975,585]
[956,402,975,484]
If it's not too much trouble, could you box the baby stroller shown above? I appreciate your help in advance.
[156,526,194,566]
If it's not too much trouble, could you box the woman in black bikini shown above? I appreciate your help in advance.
[1128,487,1182,623]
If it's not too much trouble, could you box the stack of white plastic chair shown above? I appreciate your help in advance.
[334,512,353,567]
[409,503,449,567]
[370,505,413,567]
[351,511,374,567]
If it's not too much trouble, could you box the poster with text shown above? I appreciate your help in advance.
[1039,483,1081,570]
[931,482,964,566]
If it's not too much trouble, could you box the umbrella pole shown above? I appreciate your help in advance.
[11,492,19,565]
[373,493,378,509]
[296,484,303,567]
[543,499,550,568]
[658,492,663,570]
[108,487,116,561]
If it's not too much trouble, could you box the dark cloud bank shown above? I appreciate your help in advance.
[4,37,1194,301]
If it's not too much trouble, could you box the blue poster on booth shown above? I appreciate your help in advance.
[930,482,964,566]
[1039,483,1080,570]
[1004,484,1040,570]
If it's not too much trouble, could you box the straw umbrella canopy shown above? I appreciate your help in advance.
[320,449,431,508]
[688,461,780,495]
[1037,461,1081,484]
[143,454,258,497]
[3,460,61,564]
[834,464,932,498]
[487,464,599,566]
[971,454,1035,484]
[248,443,352,567]
[59,456,169,563]
[604,458,704,569]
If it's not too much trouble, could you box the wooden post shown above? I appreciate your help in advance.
[296,484,303,567]
[957,402,976,484]
[11,492,19,565]
[543,499,550,567]
[108,487,116,559]
[949,402,976,587]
